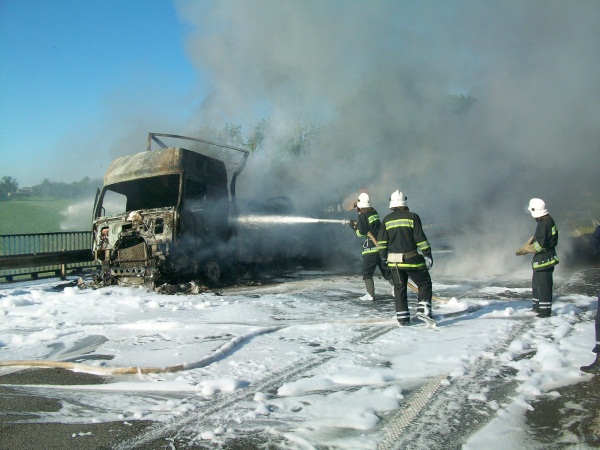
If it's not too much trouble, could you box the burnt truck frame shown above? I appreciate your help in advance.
[92,133,250,287]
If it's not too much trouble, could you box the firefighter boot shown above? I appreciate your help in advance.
[417,301,433,319]
[396,310,410,326]
[536,303,551,318]
[580,354,600,375]
[360,279,375,301]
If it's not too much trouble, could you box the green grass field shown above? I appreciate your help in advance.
[0,198,94,235]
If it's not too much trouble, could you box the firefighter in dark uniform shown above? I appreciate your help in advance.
[580,224,600,374]
[378,190,433,325]
[348,192,392,300]
[516,198,559,317]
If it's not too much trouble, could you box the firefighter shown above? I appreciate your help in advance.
[516,198,559,317]
[378,190,433,325]
[580,224,600,374]
[348,192,392,300]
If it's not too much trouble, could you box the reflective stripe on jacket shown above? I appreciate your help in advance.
[355,209,381,255]
[532,215,559,271]
[378,209,431,269]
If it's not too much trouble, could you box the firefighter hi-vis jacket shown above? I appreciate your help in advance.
[378,209,431,269]
[532,215,559,271]
[355,208,382,255]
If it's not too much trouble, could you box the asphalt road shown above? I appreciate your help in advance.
[1,367,598,449]
[0,368,159,449]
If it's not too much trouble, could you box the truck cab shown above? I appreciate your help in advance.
[92,133,248,286]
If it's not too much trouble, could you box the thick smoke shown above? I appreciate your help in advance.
[178,0,600,276]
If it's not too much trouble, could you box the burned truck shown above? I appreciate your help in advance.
[92,133,355,287]
[92,133,350,287]
[92,133,252,286]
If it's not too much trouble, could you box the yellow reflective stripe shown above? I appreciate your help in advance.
[533,241,544,252]
[355,229,365,237]
[362,247,379,255]
[551,225,557,235]
[378,240,388,251]
[386,219,413,229]
[368,214,380,223]
[389,262,425,268]
[532,256,559,269]
[417,240,430,251]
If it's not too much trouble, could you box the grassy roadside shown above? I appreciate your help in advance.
[0,199,93,234]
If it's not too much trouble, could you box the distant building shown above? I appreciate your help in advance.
[8,188,32,200]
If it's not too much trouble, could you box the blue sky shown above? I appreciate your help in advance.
[0,0,202,186]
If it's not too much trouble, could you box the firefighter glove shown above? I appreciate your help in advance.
[424,255,433,270]
[515,242,536,256]
[348,220,357,230]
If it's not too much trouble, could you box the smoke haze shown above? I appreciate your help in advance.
[175,0,599,275]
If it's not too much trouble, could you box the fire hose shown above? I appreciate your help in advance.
[0,326,285,375]
[0,317,396,375]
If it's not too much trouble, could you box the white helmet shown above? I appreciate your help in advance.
[389,190,407,208]
[356,193,370,208]
[528,198,548,218]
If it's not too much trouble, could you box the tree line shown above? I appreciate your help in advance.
[0,176,102,201]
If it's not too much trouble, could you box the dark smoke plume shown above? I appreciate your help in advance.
[178,0,600,276]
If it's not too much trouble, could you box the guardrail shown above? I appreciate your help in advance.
[0,231,97,282]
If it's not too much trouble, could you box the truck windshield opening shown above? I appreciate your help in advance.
[99,174,180,216]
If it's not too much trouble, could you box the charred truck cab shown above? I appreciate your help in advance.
[92,133,249,287]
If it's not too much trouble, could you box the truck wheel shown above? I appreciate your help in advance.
[203,260,221,286]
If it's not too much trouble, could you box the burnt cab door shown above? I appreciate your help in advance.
[180,176,230,247]
[180,150,231,249]
[180,177,208,247]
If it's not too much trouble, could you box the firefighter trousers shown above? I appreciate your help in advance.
[362,252,392,282]
[391,267,432,322]
[532,267,554,316]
